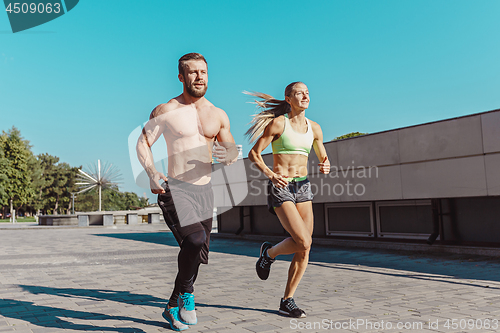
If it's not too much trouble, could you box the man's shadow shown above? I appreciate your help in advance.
[11,285,275,331]
[0,298,165,332]
[20,285,277,314]
[19,285,165,308]
[21,284,275,313]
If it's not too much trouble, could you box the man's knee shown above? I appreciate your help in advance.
[183,230,206,249]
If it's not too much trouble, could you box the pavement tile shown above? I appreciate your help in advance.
[0,224,499,332]
[243,324,281,332]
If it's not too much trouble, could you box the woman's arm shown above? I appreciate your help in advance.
[311,121,330,174]
[248,117,289,188]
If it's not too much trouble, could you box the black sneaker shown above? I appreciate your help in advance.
[279,297,307,318]
[256,241,275,280]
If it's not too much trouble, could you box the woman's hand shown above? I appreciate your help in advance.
[270,173,289,188]
[318,157,330,174]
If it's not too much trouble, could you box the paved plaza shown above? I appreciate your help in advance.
[0,224,499,333]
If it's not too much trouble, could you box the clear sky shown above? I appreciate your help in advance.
[1,0,499,202]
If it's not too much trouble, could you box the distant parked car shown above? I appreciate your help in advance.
[6,213,11,218]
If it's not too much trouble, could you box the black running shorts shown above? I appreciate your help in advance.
[157,178,214,264]
[267,178,314,215]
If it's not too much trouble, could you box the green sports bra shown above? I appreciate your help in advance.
[272,114,314,156]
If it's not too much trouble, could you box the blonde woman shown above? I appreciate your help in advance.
[247,82,330,318]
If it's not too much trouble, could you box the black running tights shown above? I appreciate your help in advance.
[168,230,206,307]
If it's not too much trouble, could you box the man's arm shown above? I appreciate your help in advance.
[136,105,169,194]
[214,108,238,165]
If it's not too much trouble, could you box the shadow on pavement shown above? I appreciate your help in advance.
[0,298,166,332]
[196,302,277,315]
[19,285,166,308]
[95,231,261,257]
[310,262,499,290]
[96,230,180,247]
[306,246,500,286]
[11,285,279,330]
[96,231,500,286]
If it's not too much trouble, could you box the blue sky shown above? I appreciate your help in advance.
[1,0,499,202]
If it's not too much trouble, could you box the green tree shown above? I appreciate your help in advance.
[109,190,149,211]
[50,162,78,214]
[26,153,44,215]
[31,153,79,215]
[0,144,10,207]
[0,127,36,218]
[0,127,144,216]
[334,132,368,140]
[124,191,149,209]
[75,186,147,212]
[75,187,98,212]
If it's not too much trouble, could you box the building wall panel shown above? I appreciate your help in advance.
[400,156,487,199]
[398,116,483,163]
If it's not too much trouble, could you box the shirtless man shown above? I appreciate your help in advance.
[136,53,237,331]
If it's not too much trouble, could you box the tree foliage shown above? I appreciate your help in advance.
[0,127,147,216]
[28,153,80,215]
[75,186,148,212]
[0,144,10,206]
[334,132,368,140]
[0,127,36,211]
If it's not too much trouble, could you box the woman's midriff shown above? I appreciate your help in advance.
[272,154,309,178]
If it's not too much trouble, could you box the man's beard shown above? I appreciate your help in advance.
[185,81,207,98]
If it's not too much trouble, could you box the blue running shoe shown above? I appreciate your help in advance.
[178,293,197,325]
[162,307,189,331]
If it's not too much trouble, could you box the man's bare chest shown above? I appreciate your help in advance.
[163,107,220,139]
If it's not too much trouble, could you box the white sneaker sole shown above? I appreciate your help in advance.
[279,309,307,318]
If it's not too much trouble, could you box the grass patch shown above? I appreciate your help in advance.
[0,217,36,223]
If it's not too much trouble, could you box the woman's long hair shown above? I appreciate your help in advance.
[245,82,302,143]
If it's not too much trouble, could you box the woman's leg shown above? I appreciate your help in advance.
[267,201,314,299]
[267,202,312,258]
[284,201,314,299]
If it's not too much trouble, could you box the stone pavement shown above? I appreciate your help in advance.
[0,224,499,333]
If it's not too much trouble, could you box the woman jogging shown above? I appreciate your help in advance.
[246,82,330,318]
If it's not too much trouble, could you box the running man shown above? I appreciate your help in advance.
[137,53,237,331]
[246,82,330,318]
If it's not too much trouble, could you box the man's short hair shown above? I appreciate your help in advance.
[178,53,207,76]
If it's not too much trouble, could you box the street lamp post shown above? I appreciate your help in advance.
[71,193,75,215]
